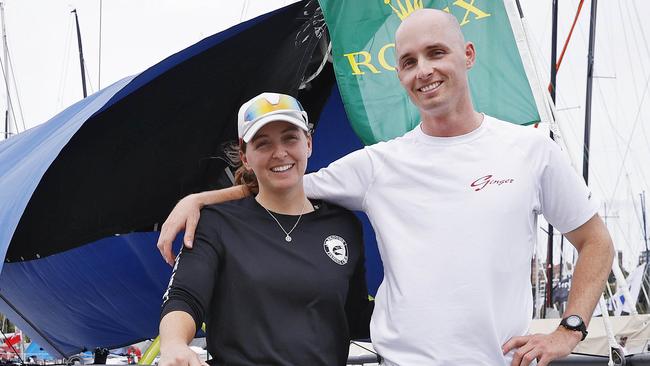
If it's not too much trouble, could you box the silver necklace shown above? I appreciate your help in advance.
[260,199,308,242]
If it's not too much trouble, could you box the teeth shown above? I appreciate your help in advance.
[271,164,293,172]
[419,81,442,92]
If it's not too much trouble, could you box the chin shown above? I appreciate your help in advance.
[267,179,301,192]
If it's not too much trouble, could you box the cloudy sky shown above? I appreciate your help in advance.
[1,0,649,270]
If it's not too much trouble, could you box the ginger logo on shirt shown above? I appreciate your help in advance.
[470,174,514,191]
[323,235,348,265]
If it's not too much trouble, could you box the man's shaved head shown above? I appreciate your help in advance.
[392,7,477,126]
[395,9,466,53]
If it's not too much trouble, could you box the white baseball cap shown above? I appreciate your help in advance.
[237,92,309,143]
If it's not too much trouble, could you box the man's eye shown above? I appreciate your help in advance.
[402,59,415,68]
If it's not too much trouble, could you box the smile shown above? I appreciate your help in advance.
[418,81,442,92]
[271,164,294,173]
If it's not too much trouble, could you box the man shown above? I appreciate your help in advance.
[157,9,614,366]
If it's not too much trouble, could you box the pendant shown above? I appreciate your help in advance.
[285,235,292,242]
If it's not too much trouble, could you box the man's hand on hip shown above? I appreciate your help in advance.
[502,327,582,366]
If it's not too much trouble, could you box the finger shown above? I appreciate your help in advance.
[157,227,176,266]
[503,336,530,355]
[156,231,172,265]
[510,340,535,366]
[518,348,541,366]
[188,353,203,366]
[536,346,566,366]
[184,214,199,249]
[536,356,548,366]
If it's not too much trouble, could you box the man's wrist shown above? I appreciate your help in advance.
[188,193,207,208]
[556,325,584,343]
[239,184,251,197]
[559,314,588,341]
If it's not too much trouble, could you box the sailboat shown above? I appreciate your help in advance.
[0,0,649,365]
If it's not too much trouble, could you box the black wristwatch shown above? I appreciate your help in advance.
[560,315,588,341]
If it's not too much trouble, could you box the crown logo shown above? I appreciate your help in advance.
[384,0,424,21]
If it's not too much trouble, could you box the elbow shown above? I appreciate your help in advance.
[601,224,615,264]
[606,238,615,265]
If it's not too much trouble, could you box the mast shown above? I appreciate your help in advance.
[0,2,10,140]
[582,0,597,183]
[72,9,88,98]
[98,0,102,89]
[544,0,559,317]
[642,191,650,313]
[642,191,649,263]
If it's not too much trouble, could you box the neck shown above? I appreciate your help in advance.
[420,99,482,137]
[255,186,313,215]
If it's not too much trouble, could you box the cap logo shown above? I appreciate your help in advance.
[264,94,281,104]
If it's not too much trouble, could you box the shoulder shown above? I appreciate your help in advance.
[484,115,553,150]
[201,197,257,218]
[316,200,358,218]
[366,128,416,152]
[313,200,363,230]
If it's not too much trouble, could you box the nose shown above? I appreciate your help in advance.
[416,59,433,80]
[272,146,288,159]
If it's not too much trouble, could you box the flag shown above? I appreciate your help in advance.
[3,333,20,347]
[318,0,542,144]
[611,264,646,316]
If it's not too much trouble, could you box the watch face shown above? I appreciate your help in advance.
[566,315,581,327]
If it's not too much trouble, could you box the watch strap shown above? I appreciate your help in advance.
[560,315,588,341]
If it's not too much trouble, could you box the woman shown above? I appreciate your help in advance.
[159,93,371,366]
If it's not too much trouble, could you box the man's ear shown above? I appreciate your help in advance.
[465,41,476,69]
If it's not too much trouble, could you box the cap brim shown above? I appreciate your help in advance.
[241,114,308,143]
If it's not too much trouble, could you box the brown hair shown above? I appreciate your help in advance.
[224,141,259,195]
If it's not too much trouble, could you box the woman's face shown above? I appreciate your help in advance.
[242,121,312,195]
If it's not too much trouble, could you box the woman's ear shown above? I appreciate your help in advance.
[306,134,313,158]
[240,150,250,170]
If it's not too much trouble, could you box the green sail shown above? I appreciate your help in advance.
[319,0,541,145]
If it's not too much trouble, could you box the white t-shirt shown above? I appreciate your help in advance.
[304,116,598,365]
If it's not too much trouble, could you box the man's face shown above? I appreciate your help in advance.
[395,12,475,116]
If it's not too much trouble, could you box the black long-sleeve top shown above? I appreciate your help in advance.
[161,197,372,366]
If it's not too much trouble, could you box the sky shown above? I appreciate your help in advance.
[1,0,649,271]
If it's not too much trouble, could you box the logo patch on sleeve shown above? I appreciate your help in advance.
[323,235,348,265]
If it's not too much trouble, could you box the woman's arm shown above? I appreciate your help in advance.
[159,209,222,366]
[159,311,207,366]
[345,218,373,340]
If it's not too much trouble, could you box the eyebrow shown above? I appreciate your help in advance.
[398,43,448,63]
[282,126,300,133]
[250,125,300,142]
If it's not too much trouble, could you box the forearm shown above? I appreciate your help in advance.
[191,185,250,207]
[564,217,615,325]
[160,311,197,349]
[159,311,207,366]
